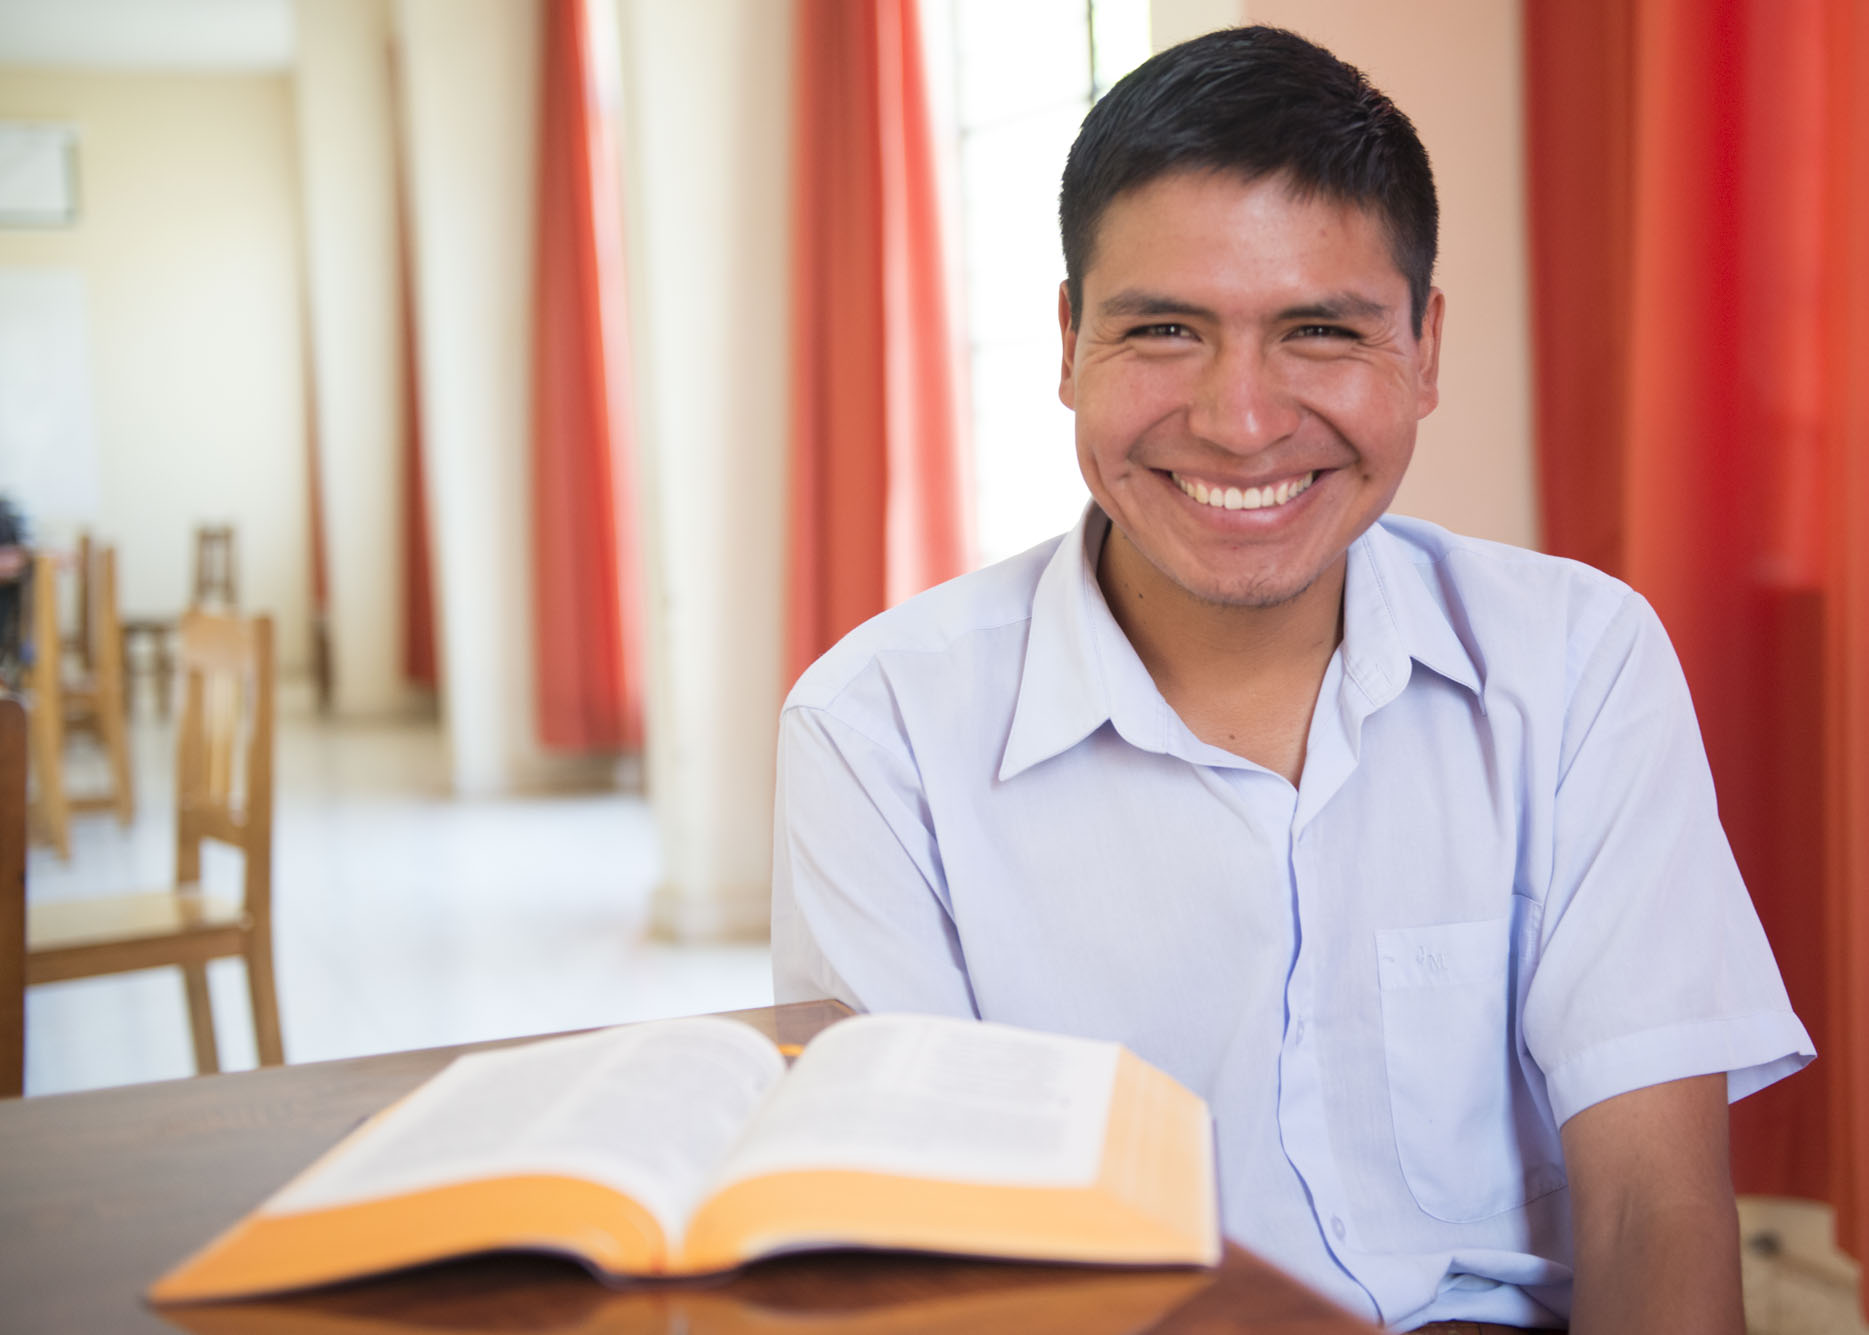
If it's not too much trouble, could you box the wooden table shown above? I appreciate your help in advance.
[0,1001,1379,1334]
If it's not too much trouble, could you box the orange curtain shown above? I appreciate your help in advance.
[1526,0,1869,1289]
[787,0,971,683]
[530,0,643,749]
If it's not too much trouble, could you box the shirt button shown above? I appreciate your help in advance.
[1293,1018,1306,1043]
[1331,1215,1347,1241]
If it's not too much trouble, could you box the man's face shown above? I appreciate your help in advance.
[1059,169,1443,612]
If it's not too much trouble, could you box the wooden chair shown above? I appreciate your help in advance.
[23,552,72,860]
[24,610,282,1075]
[63,531,92,673]
[59,545,134,827]
[119,617,177,719]
[24,547,134,858]
[1,696,25,1097]
[192,525,237,610]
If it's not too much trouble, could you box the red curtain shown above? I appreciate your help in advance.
[1526,0,1869,1289]
[530,0,644,749]
[786,0,971,683]
[383,42,437,692]
[396,134,436,691]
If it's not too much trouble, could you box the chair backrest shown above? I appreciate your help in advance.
[89,546,127,720]
[69,532,92,672]
[173,611,273,924]
[191,526,238,610]
[26,553,61,707]
[0,695,25,1097]
[24,553,68,858]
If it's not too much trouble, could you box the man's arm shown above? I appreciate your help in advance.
[1560,1073,1744,1335]
[771,701,979,1016]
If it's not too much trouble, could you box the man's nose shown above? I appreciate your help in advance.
[1185,345,1301,453]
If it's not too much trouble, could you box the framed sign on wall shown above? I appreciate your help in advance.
[0,122,80,227]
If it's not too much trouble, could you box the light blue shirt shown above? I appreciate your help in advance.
[771,506,1813,1331]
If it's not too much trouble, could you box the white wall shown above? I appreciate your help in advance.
[294,0,418,718]
[1153,0,1537,549]
[614,0,795,939]
[0,70,313,667]
[1239,0,1536,549]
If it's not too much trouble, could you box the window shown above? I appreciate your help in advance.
[929,0,1151,566]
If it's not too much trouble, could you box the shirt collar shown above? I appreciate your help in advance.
[998,510,1484,781]
[1340,521,1484,708]
[1000,507,1144,780]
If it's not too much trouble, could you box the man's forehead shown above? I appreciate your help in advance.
[1080,173,1410,309]
[1093,165,1379,230]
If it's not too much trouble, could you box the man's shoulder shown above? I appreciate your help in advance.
[785,534,1065,714]
[1375,514,1626,593]
[1372,514,1646,651]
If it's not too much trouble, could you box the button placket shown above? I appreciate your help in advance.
[1279,817,1368,1299]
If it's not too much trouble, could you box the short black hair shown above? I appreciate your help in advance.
[1060,26,1437,333]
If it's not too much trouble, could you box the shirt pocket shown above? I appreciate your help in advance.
[1375,915,1563,1222]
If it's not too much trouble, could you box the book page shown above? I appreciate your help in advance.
[265,1017,786,1241]
[711,1015,1118,1189]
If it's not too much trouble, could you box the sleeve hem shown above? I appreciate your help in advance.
[1544,1012,1817,1127]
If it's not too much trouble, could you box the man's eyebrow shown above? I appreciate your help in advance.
[1276,293,1392,322]
[1093,290,1396,323]
[1094,290,1220,322]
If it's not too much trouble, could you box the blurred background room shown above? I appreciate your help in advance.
[0,0,1863,1329]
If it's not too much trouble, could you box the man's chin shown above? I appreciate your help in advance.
[1183,575,1321,611]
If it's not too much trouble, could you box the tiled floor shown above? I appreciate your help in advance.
[1742,1199,1869,1335]
[24,684,773,1096]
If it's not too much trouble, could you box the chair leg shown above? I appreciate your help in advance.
[99,703,133,828]
[155,644,174,720]
[244,933,284,1067]
[180,963,220,1075]
[24,710,70,863]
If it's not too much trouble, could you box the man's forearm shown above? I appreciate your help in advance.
[1561,1073,1744,1335]
[1568,1194,1744,1335]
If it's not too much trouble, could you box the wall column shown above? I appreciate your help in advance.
[293,0,415,717]
[613,0,795,939]
[394,0,543,793]
[1150,0,1246,49]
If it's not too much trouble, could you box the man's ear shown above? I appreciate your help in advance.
[1415,287,1446,419]
[1057,282,1078,411]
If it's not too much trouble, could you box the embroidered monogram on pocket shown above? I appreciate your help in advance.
[1376,915,1565,1222]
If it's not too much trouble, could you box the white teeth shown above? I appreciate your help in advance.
[1173,470,1316,512]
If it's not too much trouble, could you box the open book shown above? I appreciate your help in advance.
[160,1265,1218,1335]
[149,1013,1220,1303]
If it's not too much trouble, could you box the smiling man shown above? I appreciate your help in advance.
[770,27,1811,1335]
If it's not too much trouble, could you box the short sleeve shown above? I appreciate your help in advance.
[770,700,980,1018]
[1522,592,1814,1127]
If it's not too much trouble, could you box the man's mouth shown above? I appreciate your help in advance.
[1170,470,1317,512]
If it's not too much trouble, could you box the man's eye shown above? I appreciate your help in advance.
[1292,324,1355,340]
[1128,322,1193,340]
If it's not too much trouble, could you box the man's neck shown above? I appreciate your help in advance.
[1097,527,1345,783]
